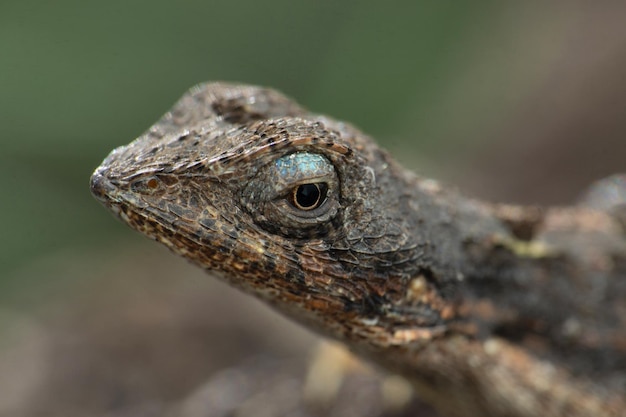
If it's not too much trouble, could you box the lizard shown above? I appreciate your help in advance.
[90,82,626,417]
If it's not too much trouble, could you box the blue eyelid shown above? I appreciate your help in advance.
[274,152,333,180]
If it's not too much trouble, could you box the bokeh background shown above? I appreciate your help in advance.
[2,2,626,416]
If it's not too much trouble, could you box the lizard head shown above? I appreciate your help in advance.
[91,83,450,346]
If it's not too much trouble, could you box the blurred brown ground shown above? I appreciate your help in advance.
[461,3,626,204]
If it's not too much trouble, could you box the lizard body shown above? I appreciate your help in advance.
[91,83,626,417]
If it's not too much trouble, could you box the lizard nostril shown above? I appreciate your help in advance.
[146,178,159,189]
[130,176,163,194]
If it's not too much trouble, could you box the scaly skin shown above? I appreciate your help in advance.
[91,82,626,417]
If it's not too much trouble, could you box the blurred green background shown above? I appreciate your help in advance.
[4,1,626,292]
[3,1,496,289]
[2,1,626,415]
[0,0,486,291]
[3,0,626,322]
[0,0,626,314]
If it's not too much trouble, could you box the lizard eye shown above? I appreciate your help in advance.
[241,151,341,238]
[290,183,328,210]
[273,152,335,216]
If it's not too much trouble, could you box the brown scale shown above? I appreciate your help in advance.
[92,82,626,417]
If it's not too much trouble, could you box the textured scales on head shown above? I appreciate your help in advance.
[91,82,457,348]
[91,82,626,417]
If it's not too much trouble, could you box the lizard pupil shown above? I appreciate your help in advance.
[292,183,326,210]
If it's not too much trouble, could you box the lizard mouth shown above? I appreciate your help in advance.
[90,167,158,228]
[90,168,134,214]
[90,169,136,229]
